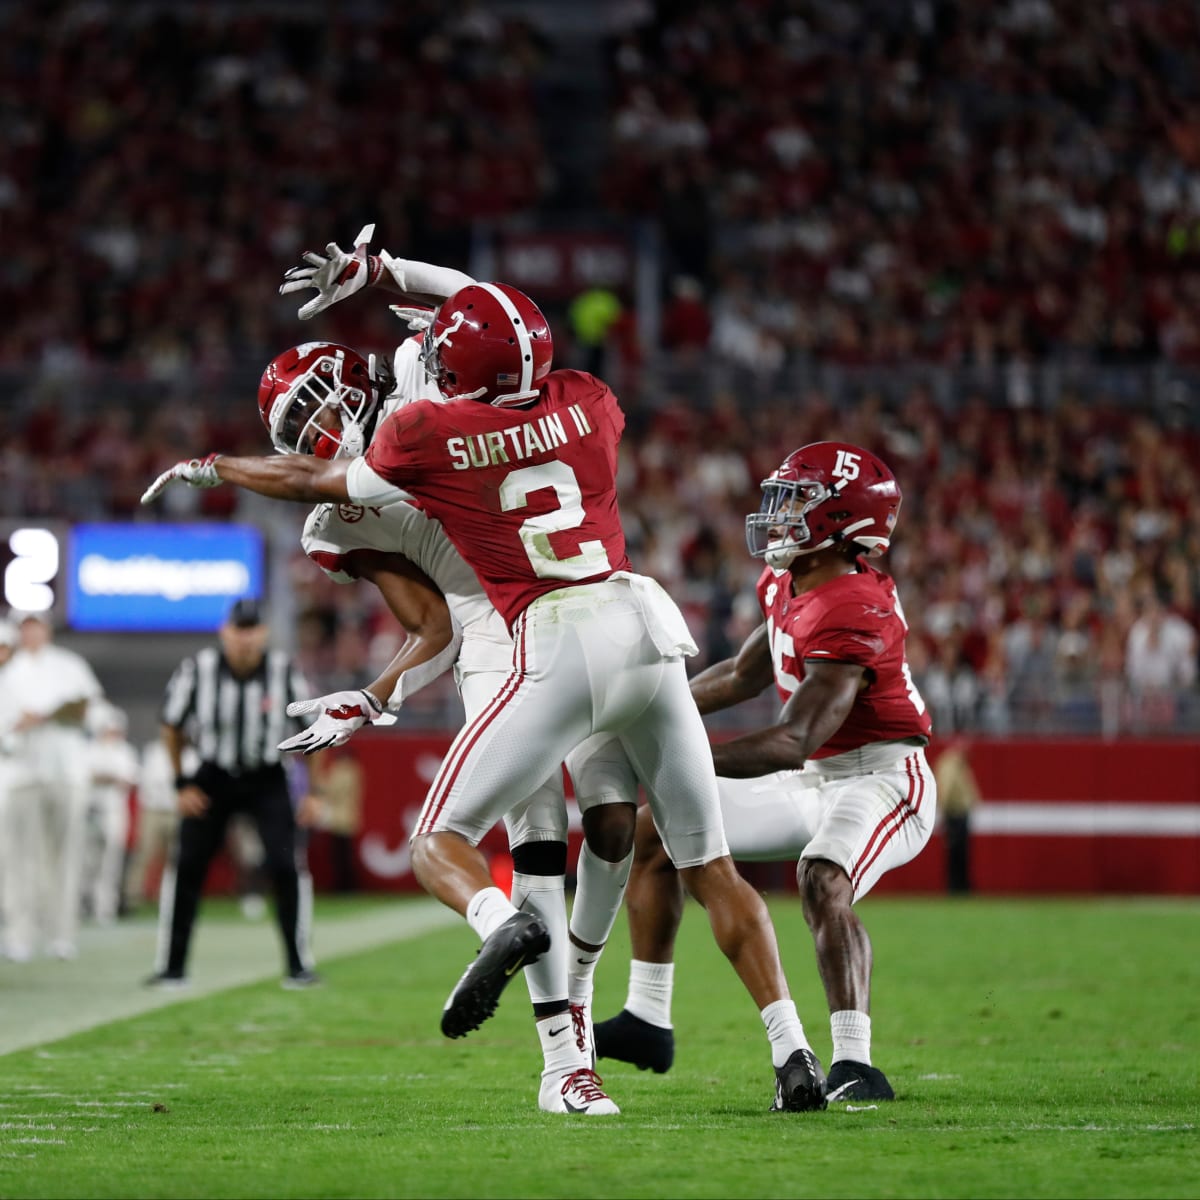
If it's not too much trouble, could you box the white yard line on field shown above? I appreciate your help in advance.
[0,898,459,1057]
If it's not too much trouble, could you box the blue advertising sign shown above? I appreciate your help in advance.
[66,524,264,632]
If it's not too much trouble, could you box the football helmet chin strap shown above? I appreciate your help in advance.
[764,539,804,569]
[338,352,391,458]
[339,420,366,459]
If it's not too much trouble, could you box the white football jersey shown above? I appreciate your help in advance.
[381,335,441,419]
[301,336,514,676]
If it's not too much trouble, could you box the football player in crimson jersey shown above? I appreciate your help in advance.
[246,239,642,1114]
[252,318,637,1115]
[596,442,936,1103]
[144,274,828,1114]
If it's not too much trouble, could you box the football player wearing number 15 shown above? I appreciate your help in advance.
[143,280,828,1113]
[596,443,937,1104]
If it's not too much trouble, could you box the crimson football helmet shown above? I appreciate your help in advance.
[258,342,384,460]
[419,282,553,406]
[746,442,901,568]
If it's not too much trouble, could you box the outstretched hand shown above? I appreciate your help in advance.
[279,223,381,320]
[140,454,224,504]
[279,689,396,755]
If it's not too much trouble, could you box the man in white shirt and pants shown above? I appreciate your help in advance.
[84,701,139,924]
[0,620,17,933]
[0,612,103,960]
[124,739,190,914]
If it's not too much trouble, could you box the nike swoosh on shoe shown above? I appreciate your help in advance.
[826,1078,864,1102]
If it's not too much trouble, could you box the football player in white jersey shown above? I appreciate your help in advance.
[250,238,639,1114]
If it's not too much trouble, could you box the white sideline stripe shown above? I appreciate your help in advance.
[0,899,459,1057]
[973,802,1200,836]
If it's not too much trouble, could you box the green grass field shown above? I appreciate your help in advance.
[1,895,1197,1199]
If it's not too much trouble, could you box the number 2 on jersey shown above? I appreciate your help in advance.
[499,461,613,580]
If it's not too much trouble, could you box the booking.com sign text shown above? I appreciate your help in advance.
[66,524,263,632]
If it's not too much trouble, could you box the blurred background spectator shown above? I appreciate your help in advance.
[82,699,138,925]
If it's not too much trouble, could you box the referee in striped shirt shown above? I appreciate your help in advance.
[147,597,319,989]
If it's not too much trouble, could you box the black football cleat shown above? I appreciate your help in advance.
[593,1008,675,1074]
[143,970,189,990]
[441,913,550,1039]
[281,968,323,990]
[771,1047,828,1112]
[825,1060,895,1102]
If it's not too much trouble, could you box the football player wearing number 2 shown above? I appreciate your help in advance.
[255,291,641,1114]
[143,281,828,1113]
[596,442,936,1103]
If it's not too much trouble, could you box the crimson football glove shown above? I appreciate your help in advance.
[140,453,224,504]
[279,223,384,320]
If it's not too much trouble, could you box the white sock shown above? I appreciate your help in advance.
[761,999,811,1069]
[830,1010,872,1066]
[510,872,568,1005]
[568,844,633,1006]
[568,944,601,1009]
[465,886,518,943]
[536,1011,586,1075]
[625,960,674,1029]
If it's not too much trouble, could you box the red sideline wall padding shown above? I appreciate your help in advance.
[333,733,1200,896]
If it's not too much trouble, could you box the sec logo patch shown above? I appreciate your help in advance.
[337,503,365,523]
[764,583,778,608]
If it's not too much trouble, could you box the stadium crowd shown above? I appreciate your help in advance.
[7,1,1200,378]
[605,0,1200,371]
[1,0,1198,736]
[0,0,549,378]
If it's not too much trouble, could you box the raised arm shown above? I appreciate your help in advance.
[141,452,354,507]
[278,223,477,319]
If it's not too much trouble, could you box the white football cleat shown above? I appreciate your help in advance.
[538,1067,620,1116]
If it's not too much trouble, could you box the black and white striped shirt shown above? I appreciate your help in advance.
[161,647,309,773]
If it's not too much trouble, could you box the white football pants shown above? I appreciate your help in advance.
[416,578,728,869]
[83,790,130,922]
[715,741,937,899]
[2,767,89,956]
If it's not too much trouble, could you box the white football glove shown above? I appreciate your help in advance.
[279,223,382,320]
[388,305,435,331]
[278,689,396,755]
[140,454,224,505]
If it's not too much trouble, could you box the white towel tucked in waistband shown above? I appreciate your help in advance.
[609,571,699,659]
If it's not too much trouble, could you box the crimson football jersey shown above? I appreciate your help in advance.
[353,369,632,625]
[756,561,932,758]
